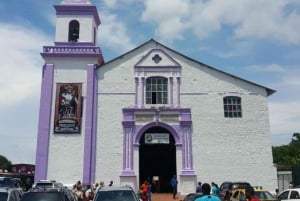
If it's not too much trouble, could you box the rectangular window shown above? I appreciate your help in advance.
[223,96,242,118]
[146,77,168,104]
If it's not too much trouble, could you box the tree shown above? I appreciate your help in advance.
[272,133,300,165]
[0,155,12,171]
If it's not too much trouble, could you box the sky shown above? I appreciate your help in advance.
[0,0,299,165]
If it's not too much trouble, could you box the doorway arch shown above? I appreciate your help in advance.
[139,126,176,193]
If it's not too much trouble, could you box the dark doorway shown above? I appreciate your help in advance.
[139,127,176,193]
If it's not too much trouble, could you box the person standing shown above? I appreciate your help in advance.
[211,182,220,197]
[147,181,152,201]
[170,175,178,199]
[196,182,202,193]
[195,183,221,201]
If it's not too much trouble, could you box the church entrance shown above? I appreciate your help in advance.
[139,126,176,193]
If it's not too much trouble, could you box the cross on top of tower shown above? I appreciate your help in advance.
[61,0,91,5]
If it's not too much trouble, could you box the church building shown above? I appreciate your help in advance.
[35,0,278,193]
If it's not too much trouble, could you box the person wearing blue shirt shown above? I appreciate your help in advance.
[170,175,178,199]
[195,183,221,201]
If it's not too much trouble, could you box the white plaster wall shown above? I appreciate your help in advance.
[174,54,277,192]
[46,58,97,185]
[46,41,276,192]
[93,41,277,192]
[95,54,136,185]
[56,15,96,43]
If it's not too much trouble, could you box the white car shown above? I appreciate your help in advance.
[277,188,300,201]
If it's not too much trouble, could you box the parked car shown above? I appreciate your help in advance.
[182,193,203,201]
[219,181,251,201]
[0,187,24,201]
[277,188,300,201]
[21,186,76,201]
[32,180,64,190]
[93,186,140,201]
[229,187,276,201]
[0,177,23,189]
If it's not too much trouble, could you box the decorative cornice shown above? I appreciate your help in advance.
[41,46,102,58]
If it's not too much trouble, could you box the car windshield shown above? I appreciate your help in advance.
[20,192,63,201]
[95,190,136,201]
[255,191,275,200]
[232,183,250,189]
[0,192,8,201]
[34,183,53,189]
[0,178,14,188]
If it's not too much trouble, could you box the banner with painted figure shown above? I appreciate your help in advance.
[54,83,82,134]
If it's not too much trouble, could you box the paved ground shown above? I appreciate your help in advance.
[151,193,185,201]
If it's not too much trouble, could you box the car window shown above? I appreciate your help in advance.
[255,191,275,200]
[278,191,289,200]
[0,192,9,201]
[35,183,53,189]
[232,191,239,199]
[290,191,300,199]
[220,183,230,191]
[239,192,246,201]
[95,191,136,201]
[21,192,63,201]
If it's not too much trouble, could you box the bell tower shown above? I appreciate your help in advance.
[35,0,103,184]
[54,0,100,46]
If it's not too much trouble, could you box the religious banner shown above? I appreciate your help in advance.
[54,83,82,134]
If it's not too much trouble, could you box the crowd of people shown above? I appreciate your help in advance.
[70,178,262,201]
[195,182,260,201]
[71,180,112,201]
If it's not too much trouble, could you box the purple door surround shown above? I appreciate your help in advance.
[35,64,54,183]
[121,108,195,177]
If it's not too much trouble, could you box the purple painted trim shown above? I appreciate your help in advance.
[120,125,136,177]
[135,66,181,69]
[135,48,181,68]
[123,107,190,114]
[135,77,138,107]
[90,71,98,183]
[83,64,96,183]
[42,46,102,55]
[122,107,194,177]
[177,77,181,107]
[134,121,181,145]
[34,64,54,183]
[170,77,173,107]
[54,5,101,26]
[55,42,95,46]
[141,78,145,108]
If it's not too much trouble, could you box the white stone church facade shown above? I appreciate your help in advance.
[35,0,278,193]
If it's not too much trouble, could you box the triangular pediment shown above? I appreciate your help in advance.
[135,48,181,67]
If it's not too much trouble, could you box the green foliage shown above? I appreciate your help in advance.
[273,133,300,165]
[0,155,12,171]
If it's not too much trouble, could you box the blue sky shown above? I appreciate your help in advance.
[0,0,300,164]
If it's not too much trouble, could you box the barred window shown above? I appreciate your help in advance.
[146,77,168,104]
[223,96,242,118]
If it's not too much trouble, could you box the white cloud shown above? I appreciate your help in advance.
[141,0,190,41]
[0,23,51,163]
[0,23,51,110]
[269,101,300,145]
[100,0,139,9]
[139,0,300,44]
[246,64,286,73]
[98,11,135,56]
